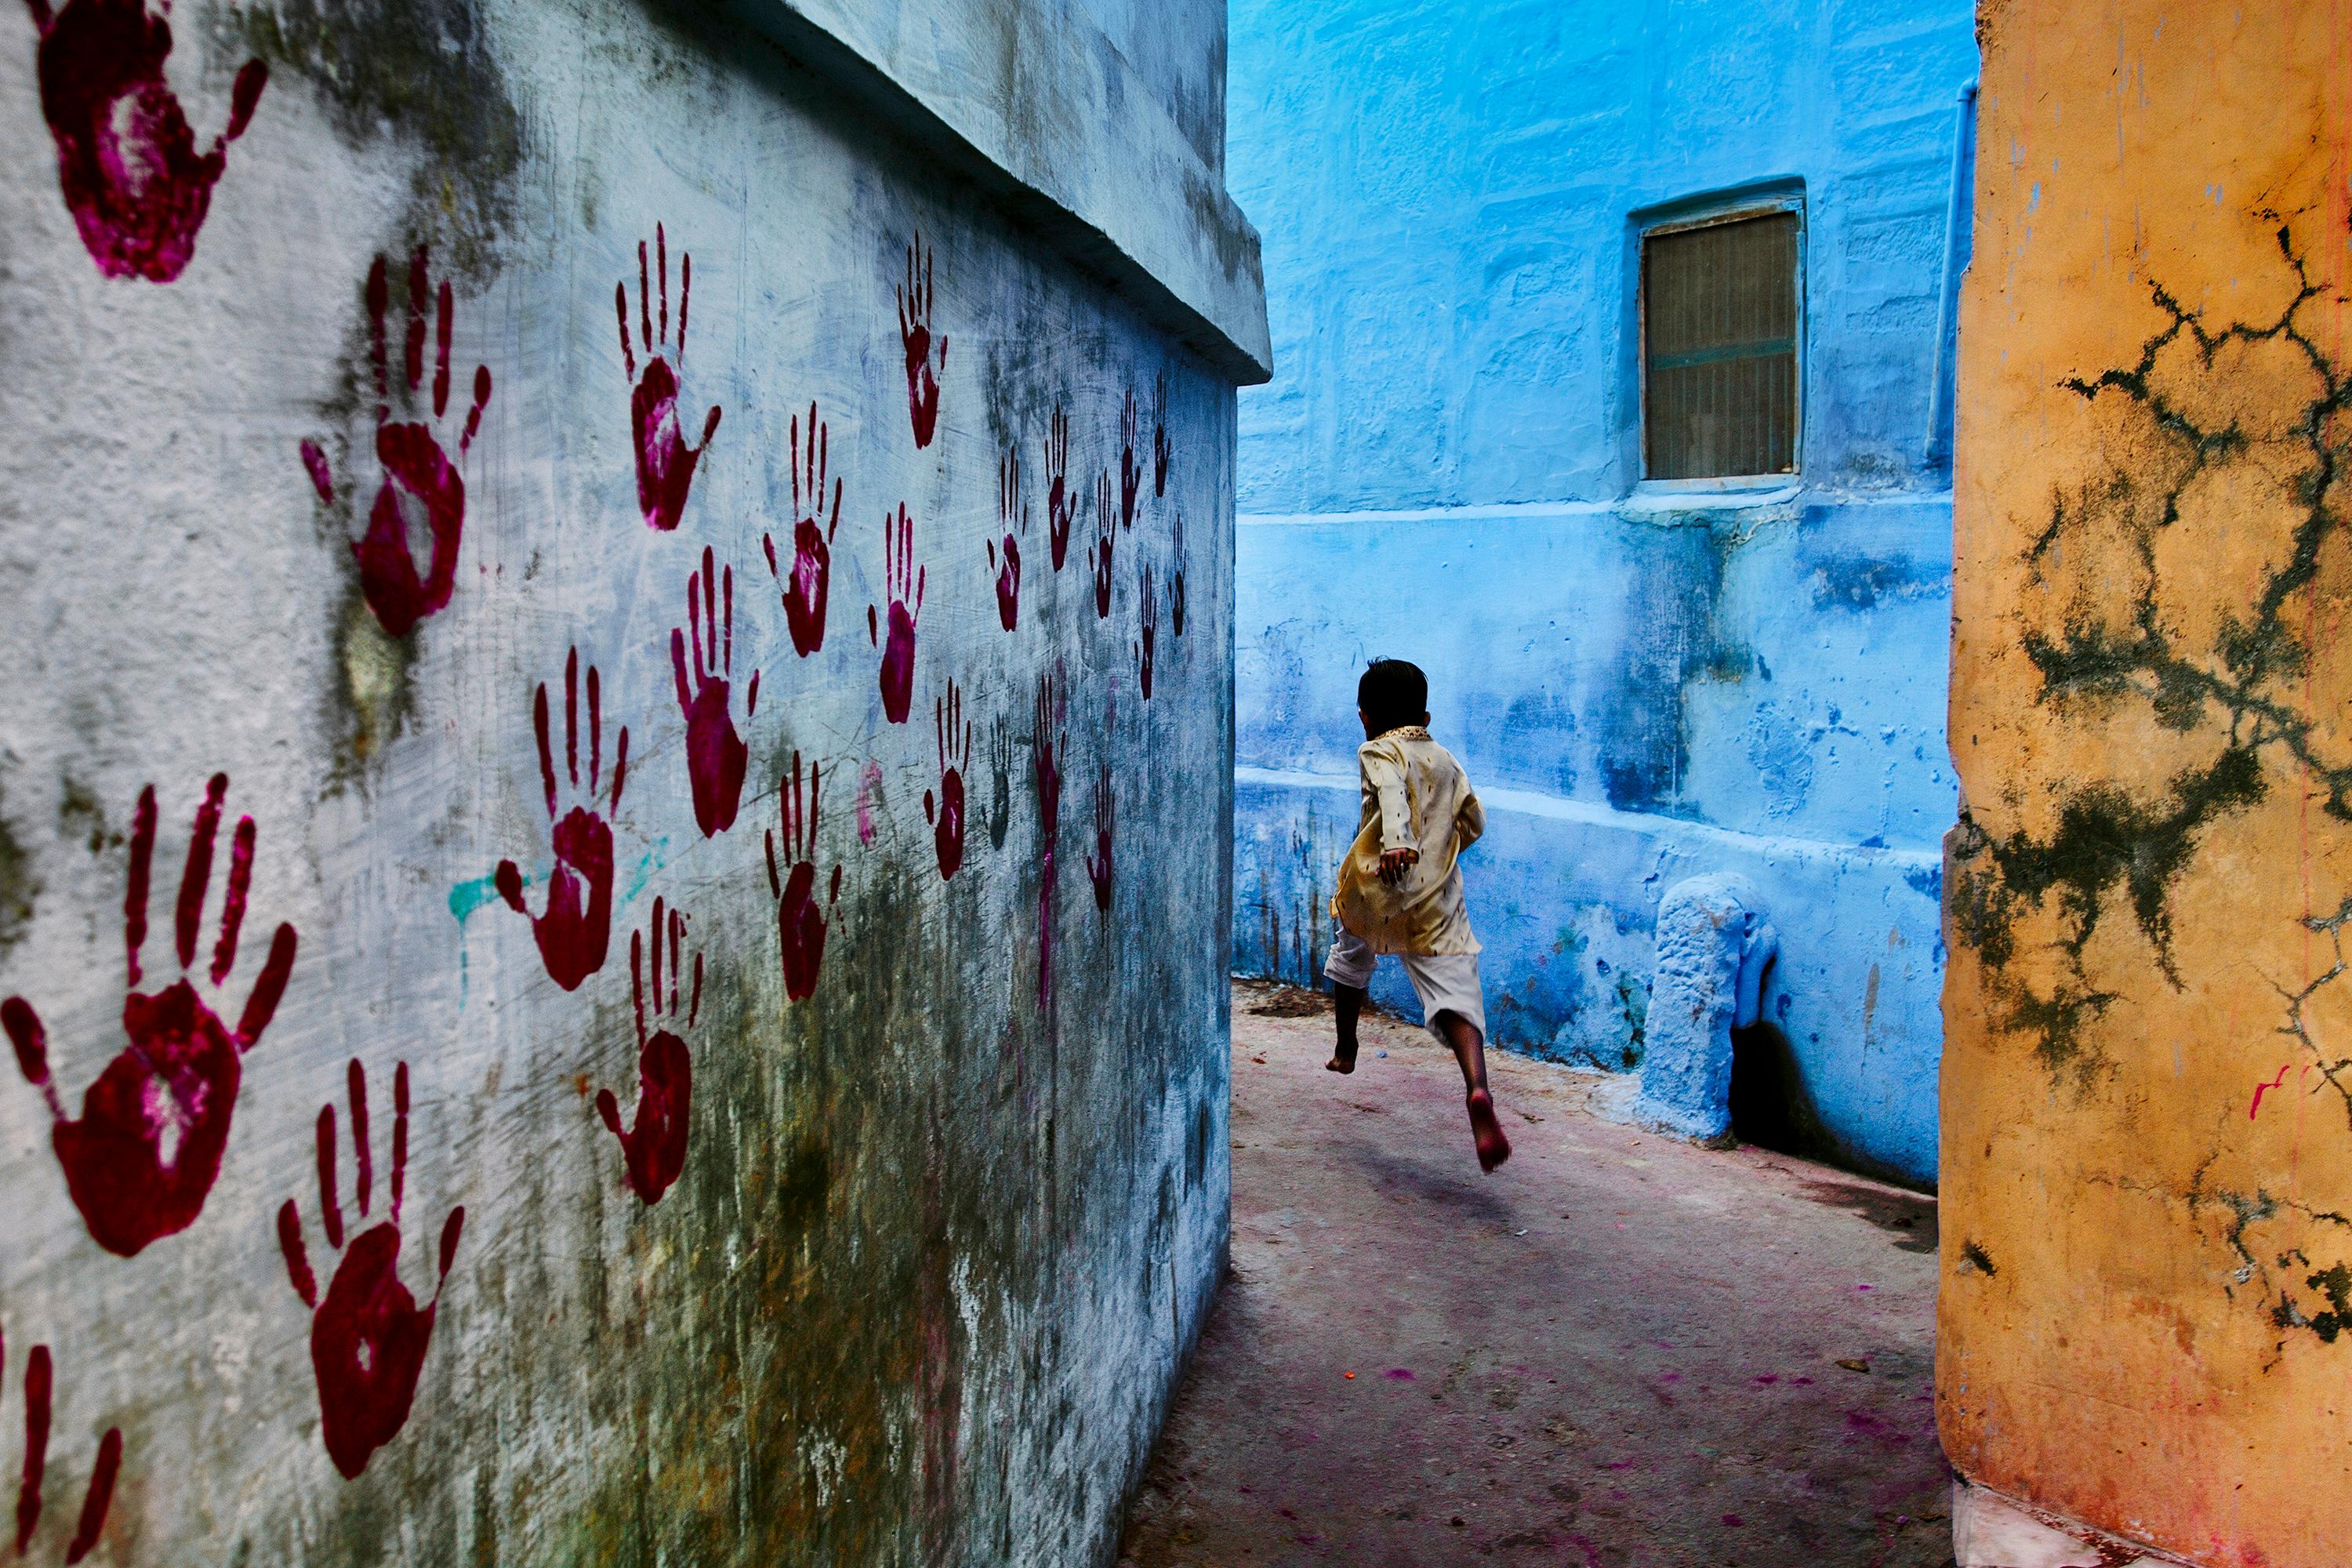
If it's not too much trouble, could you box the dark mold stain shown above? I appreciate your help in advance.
[0,773,36,956]
[213,0,524,276]
[1595,521,1752,816]
[1951,212,2350,1094]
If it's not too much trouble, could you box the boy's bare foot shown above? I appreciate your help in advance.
[1467,1088,1512,1172]
[1325,1049,1356,1074]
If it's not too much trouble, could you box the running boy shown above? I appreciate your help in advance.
[1323,659,1511,1172]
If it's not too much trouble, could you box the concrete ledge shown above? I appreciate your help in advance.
[723,0,1272,384]
[1953,1479,2192,1568]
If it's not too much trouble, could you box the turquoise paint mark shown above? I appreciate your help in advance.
[621,839,670,910]
[451,867,530,1011]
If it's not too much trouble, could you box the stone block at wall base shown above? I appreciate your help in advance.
[1952,1479,2192,1568]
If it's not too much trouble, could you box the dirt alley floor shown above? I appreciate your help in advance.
[1116,981,1952,1568]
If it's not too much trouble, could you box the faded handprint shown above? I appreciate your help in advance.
[924,681,971,881]
[597,897,700,1206]
[898,235,946,448]
[1090,472,1116,620]
[2,774,297,1258]
[763,402,843,657]
[867,504,925,724]
[1134,563,1158,699]
[4,1330,124,1563]
[301,248,494,638]
[496,650,628,992]
[1033,671,1066,1008]
[767,753,842,1004]
[1086,765,1114,913]
[617,224,720,532]
[25,0,267,281]
[1152,370,1171,498]
[989,446,1025,632]
[1044,402,1073,570]
[1170,511,1189,637]
[277,1060,464,1480]
[672,546,757,837]
[1119,387,1141,530]
[985,717,1017,852]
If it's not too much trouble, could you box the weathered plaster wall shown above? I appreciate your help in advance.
[1227,0,1973,1184]
[0,0,1244,1560]
[1940,5,2352,1563]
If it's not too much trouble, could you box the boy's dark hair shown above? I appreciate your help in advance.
[1358,659,1428,735]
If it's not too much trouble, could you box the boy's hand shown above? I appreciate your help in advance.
[1378,847,1419,885]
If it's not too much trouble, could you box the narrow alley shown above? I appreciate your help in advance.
[1120,985,1949,1568]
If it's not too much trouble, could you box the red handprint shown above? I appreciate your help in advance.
[1044,402,1073,571]
[1170,510,1189,637]
[3,1330,123,1564]
[2,775,297,1258]
[301,248,494,638]
[923,681,971,881]
[867,505,925,724]
[897,235,946,448]
[617,224,720,532]
[1134,563,1158,700]
[762,401,842,657]
[1090,472,1116,620]
[1119,387,1141,530]
[989,447,1025,632]
[276,1060,465,1480]
[1033,671,1065,1008]
[1152,370,1171,499]
[1085,765,1114,913]
[597,898,700,1206]
[496,650,627,992]
[766,754,841,1004]
[24,0,266,282]
[672,547,757,837]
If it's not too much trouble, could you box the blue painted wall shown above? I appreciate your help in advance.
[1227,0,1976,1185]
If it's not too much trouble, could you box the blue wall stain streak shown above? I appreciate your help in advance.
[1228,0,1976,1185]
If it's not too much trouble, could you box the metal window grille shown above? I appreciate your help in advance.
[1642,210,1800,478]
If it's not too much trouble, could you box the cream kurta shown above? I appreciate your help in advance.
[1328,726,1485,955]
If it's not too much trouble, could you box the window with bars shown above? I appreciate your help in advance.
[1641,209,1801,479]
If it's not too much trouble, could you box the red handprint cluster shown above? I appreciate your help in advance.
[597,898,701,1206]
[768,753,841,1004]
[924,681,971,881]
[2,1329,122,1563]
[897,236,946,447]
[497,650,628,993]
[4,774,296,1258]
[764,402,843,657]
[619,224,720,532]
[672,547,757,837]
[277,1060,464,1479]
[869,505,925,724]
[303,247,494,638]
[25,0,267,282]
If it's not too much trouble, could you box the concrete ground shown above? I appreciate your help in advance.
[1118,981,1952,1568]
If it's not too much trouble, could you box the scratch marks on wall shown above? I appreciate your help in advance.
[4,775,296,1257]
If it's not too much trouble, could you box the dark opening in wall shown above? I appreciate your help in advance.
[1726,1014,1831,1162]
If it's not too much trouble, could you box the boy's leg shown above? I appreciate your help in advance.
[1434,1010,1512,1172]
[1403,953,1512,1171]
[1322,927,1377,1074]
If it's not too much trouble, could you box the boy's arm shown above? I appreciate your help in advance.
[1362,749,1421,882]
[1457,787,1486,850]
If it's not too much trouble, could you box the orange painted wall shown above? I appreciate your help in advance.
[1941,3,2352,1563]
